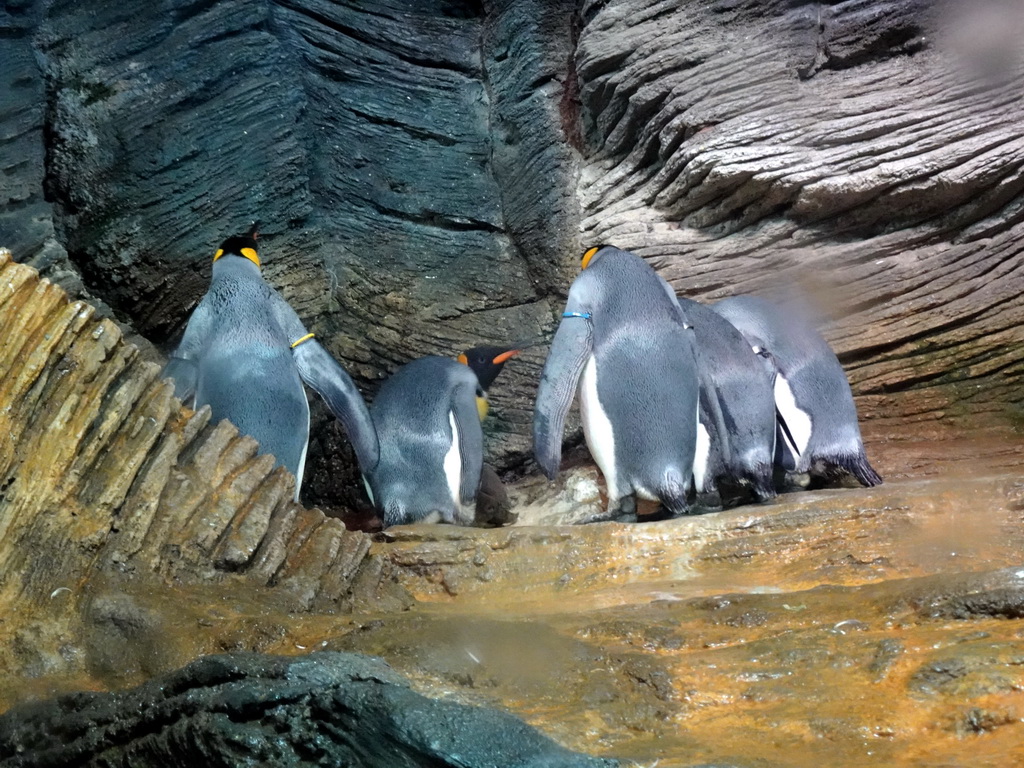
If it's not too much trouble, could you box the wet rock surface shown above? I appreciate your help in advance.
[0,651,617,768]
[3,237,1024,766]
[3,1,1024,765]
[345,442,1024,766]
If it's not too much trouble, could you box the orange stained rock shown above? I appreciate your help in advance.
[3,250,1024,767]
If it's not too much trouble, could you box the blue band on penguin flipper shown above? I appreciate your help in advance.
[562,311,591,319]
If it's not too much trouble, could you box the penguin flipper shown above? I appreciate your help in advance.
[164,300,215,405]
[452,383,484,507]
[163,357,198,405]
[693,355,732,470]
[533,310,593,480]
[292,340,380,472]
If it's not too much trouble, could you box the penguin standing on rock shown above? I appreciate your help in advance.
[366,346,519,527]
[711,295,882,487]
[676,297,778,504]
[534,245,699,521]
[162,226,379,501]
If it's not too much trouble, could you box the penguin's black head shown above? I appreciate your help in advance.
[580,243,619,270]
[458,346,520,391]
[213,222,261,268]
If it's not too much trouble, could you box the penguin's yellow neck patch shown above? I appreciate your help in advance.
[212,247,261,268]
[457,353,469,366]
[476,395,489,422]
[581,246,600,269]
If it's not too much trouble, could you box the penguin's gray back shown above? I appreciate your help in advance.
[679,298,776,496]
[369,356,479,526]
[583,255,698,508]
[194,265,309,476]
[711,295,880,486]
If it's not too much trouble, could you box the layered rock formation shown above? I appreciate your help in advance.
[4,0,1022,506]
[0,250,410,693]
[3,3,1024,763]
[576,0,1024,433]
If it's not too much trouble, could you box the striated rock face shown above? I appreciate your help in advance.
[0,250,409,690]
[4,2,1024,762]
[3,250,1024,766]
[4,0,1023,507]
[575,0,1024,430]
[0,652,617,768]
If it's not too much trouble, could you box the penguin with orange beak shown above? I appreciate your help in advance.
[534,244,699,521]
[365,346,519,527]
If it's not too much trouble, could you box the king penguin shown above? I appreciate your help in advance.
[676,297,778,504]
[365,346,519,528]
[162,226,379,501]
[534,244,699,521]
[710,295,882,487]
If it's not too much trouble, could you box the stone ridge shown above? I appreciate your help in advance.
[0,651,620,767]
[0,251,400,614]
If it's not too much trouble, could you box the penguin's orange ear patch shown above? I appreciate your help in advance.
[457,353,469,366]
[240,247,261,267]
[213,248,225,262]
[581,246,600,269]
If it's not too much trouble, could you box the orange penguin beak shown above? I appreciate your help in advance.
[492,349,520,365]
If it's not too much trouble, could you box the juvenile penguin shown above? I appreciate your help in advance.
[710,295,882,487]
[162,227,379,501]
[366,346,519,527]
[534,245,699,520]
[676,297,777,504]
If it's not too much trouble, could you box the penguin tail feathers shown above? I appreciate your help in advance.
[657,468,691,517]
[828,452,883,487]
[748,462,777,502]
[382,500,406,529]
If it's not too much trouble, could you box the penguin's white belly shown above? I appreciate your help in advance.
[443,411,461,507]
[579,356,618,500]
[361,474,375,507]
[774,374,812,458]
[293,390,311,503]
[693,420,711,493]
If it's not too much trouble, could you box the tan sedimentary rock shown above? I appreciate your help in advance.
[0,250,396,623]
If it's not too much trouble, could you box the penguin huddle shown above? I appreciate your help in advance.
[163,227,520,526]
[165,233,880,528]
[536,244,881,521]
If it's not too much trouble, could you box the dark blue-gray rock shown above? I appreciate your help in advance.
[0,651,618,768]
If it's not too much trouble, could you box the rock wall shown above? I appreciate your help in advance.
[0,250,407,692]
[575,0,1024,432]
[3,0,1023,503]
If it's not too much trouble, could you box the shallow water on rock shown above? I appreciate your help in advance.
[4,429,1024,767]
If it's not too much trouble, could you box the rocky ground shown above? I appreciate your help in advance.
[2,248,1023,765]
[3,0,1024,764]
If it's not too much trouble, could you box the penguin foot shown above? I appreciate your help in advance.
[577,509,637,525]
[474,464,517,527]
[776,470,811,493]
[744,461,777,502]
[578,495,638,524]
[695,490,724,510]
